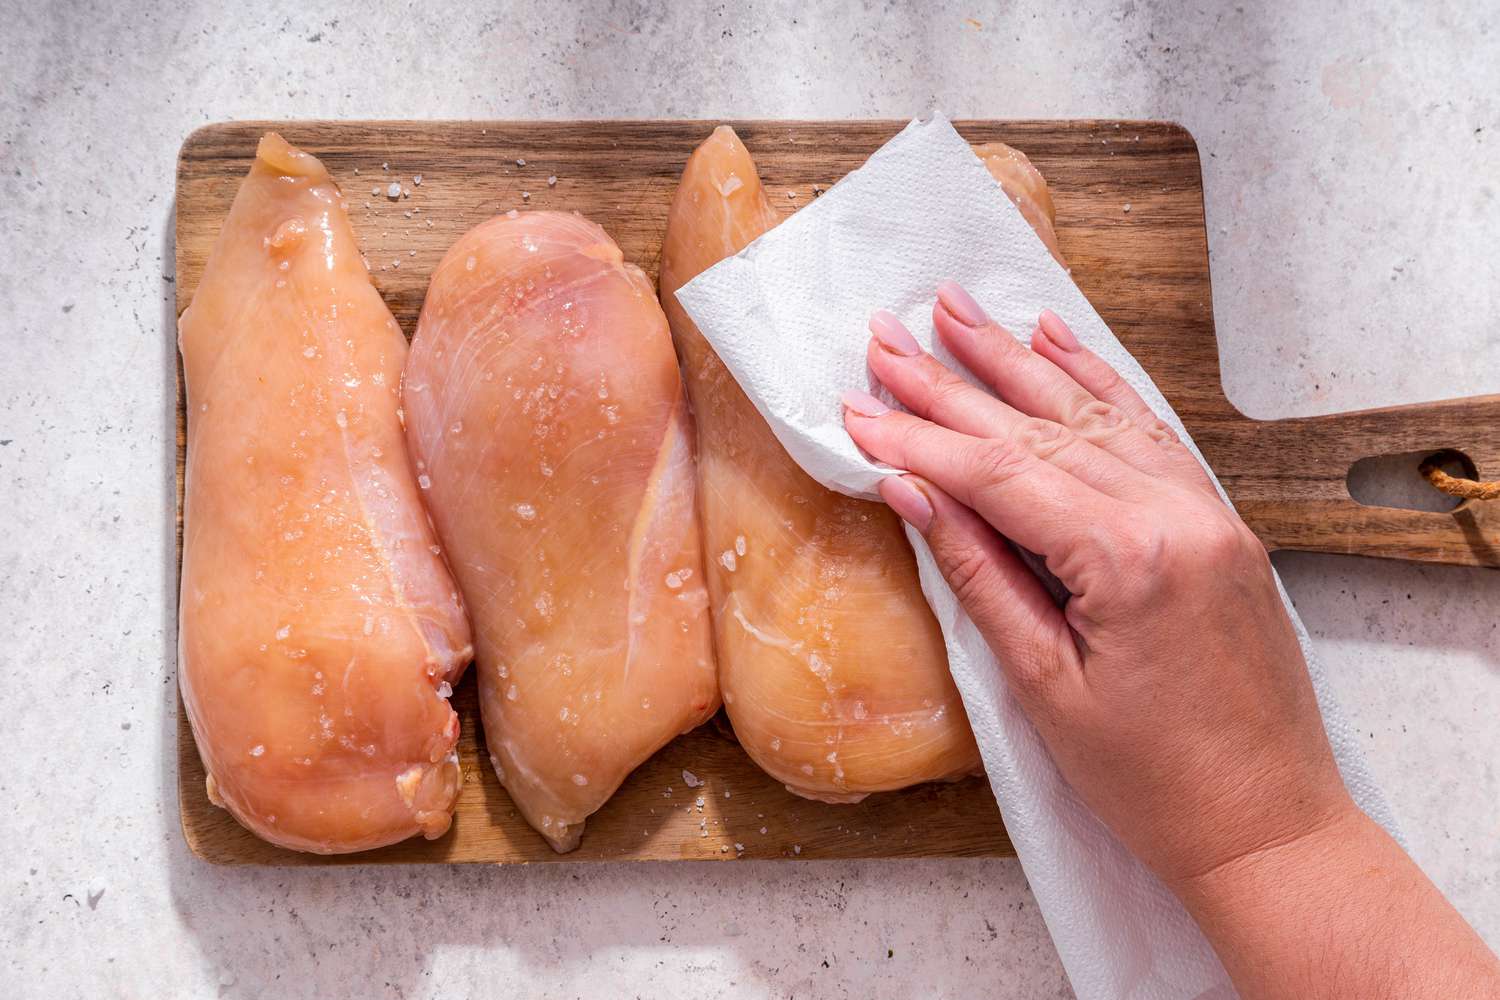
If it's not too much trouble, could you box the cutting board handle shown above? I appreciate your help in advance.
[1210,393,1500,568]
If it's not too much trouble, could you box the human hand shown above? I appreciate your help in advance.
[839,282,1355,888]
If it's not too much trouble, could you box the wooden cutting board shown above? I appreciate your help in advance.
[175,120,1500,866]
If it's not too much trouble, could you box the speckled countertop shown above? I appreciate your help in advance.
[2,2,1496,997]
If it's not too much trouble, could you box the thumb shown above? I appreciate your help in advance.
[879,474,1083,713]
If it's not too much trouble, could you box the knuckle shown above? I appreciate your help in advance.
[1009,416,1070,459]
[1075,519,1169,608]
[1091,362,1128,397]
[1068,398,1130,437]
[1195,514,1263,564]
[924,367,972,412]
[968,438,1031,486]
[941,542,995,607]
[1145,418,1181,446]
[894,418,931,455]
[1112,520,1170,571]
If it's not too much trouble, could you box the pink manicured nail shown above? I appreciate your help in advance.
[880,476,934,532]
[1038,309,1080,351]
[869,309,921,356]
[936,281,989,327]
[840,388,890,417]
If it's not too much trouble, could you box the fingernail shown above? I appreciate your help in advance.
[936,281,989,327]
[1037,309,1080,351]
[840,388,890,417]
[881,475,934,532]
[869,309,921,356]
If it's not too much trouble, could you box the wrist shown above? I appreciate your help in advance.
[1165,799,1375,923]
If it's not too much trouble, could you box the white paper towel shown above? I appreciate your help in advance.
[677,113,1398,1000]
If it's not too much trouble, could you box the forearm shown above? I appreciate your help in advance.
[1170,806,1500,1000]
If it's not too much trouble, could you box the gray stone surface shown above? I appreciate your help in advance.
[1,2,1495,997]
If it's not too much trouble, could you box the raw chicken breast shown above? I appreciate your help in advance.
[404,211,717,852]
[660,127,982,802]
[974,141,1065,266]
[178,134,472,854]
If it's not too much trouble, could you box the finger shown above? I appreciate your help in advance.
[934,281,1206,490]
[841,390,1115,583]
[1032,309,1157,426]
[1031,309,1216,494]
[867,309,1014,439]
[866,314,1154,501]
[880,474,1082,709]
[933,281,1100,429]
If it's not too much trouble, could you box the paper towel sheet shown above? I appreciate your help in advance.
[677,114,1397,1000]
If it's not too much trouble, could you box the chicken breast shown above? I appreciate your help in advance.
[178,133,472,854]
[404,211,717,852]
[659,127,983,802]
[974,141,1065,266]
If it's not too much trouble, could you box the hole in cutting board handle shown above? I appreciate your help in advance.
[1346,449,1478,513]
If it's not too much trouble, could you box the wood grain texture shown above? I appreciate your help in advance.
[175,120,1499,866]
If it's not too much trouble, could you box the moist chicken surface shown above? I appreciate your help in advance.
[660,127,985,802]
[404,210,718,852]
[178,133,472,854]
